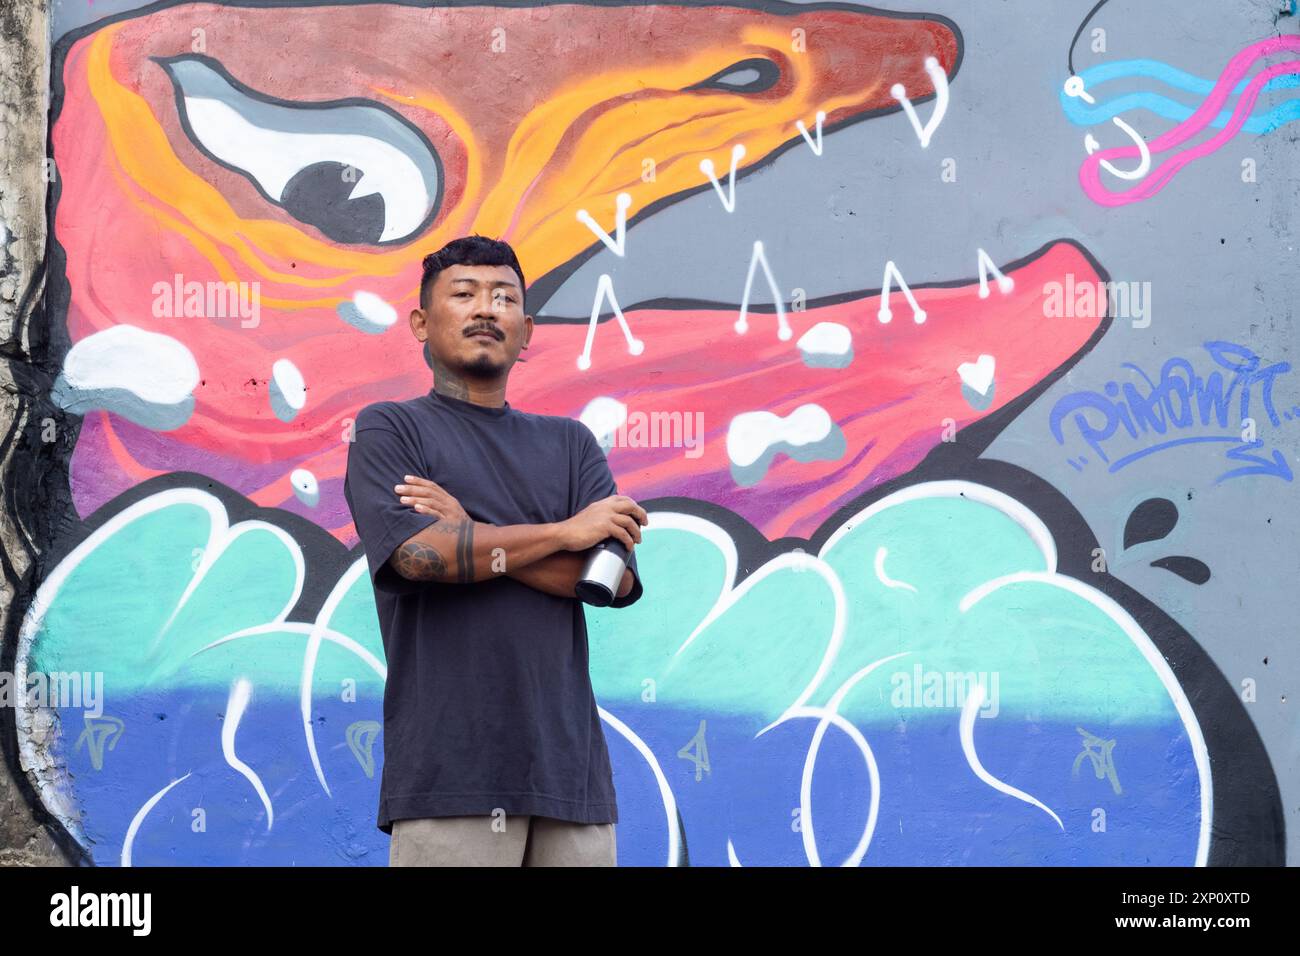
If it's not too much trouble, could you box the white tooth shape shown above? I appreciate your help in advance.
[797,322,853,369]
[51,325,200,429]
[576,192,632,257]
[877,260,927,324]
[976,248,1015,298]
[290,468,320,507]
[727,403,834,469]
[795,110,827,156]
[699,142,747,213]
[890,56,950,149]
[735,239,791,340]
[337,290,398,333]
[578,274,644,371]
[578,396,629,450]
[58,325,199,403]
[958,355,996,396]
[270,358,306,422]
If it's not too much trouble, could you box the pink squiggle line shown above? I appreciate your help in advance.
[1080,36,1300,207]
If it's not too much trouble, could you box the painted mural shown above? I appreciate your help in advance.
[4,0,1289,865]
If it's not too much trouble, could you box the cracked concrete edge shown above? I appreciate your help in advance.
[1,0,77,867]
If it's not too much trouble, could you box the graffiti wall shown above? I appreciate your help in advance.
[4,0,1294,865]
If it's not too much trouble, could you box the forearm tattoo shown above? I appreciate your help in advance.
[455,519,474,583]
[390,518,476,582]
[392,541,448,580]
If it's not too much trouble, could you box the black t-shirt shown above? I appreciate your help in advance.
[342,388,643,834]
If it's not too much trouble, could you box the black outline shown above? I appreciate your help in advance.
[683,56,783,94]
[1068,0,1113,76]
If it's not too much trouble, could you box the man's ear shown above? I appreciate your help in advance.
[409,307,428,341]
[522,312,534,350]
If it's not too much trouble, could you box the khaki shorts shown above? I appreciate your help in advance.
[388,814,617,867]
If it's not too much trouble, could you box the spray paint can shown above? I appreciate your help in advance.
[575,539,630,606]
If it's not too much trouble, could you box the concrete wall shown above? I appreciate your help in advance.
[1,0,1294,865]
[0,0,69,867]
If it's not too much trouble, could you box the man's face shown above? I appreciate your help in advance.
[415,264,532,380]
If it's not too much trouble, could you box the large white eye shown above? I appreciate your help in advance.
[158,55,442,245]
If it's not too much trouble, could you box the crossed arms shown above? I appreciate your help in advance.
[388,476,648,600]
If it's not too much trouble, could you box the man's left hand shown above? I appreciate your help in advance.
[394,475,470,524]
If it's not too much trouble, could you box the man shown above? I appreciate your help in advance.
[343,234,648,867]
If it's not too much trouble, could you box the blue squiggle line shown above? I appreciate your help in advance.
[1061,58,1300,133]
[1106,435,1241,473]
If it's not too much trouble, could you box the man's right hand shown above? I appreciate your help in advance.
[558,495,648,551]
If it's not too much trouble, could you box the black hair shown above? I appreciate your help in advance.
[419,234,527,313]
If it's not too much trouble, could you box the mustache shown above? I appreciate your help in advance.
[464,325,503,340]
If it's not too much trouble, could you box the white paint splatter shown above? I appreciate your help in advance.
[727,403,833,469]
[579,396,628,449]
